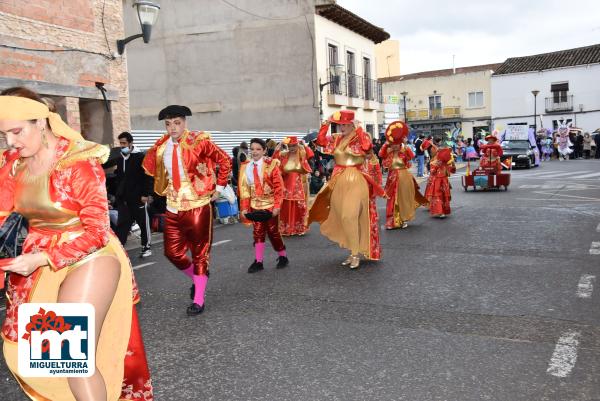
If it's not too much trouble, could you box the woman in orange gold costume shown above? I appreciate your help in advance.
[379,121,428,229]
[0,87,152,401]
[308,110,384,269]
[272,136,313,236]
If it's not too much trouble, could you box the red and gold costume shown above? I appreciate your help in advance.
[308,111,384,261]
[272,137,313,236]
[380,121,428,229]
[479,135,503,174]
[142,130,231,276]
[365,155,383,260]
[238,157,286,252]
[0,138,152,401]
[424,148,456,216]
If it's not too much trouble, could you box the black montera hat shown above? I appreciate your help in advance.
[158,105,192,120]
[244,210,273,222]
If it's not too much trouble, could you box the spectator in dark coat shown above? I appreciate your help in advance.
[103,132,154,257]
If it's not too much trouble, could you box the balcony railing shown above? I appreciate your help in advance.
[327,71,346,96]
[363,77,377,101]
[324,70,383,104]
[406,106,461,121]
[545,95,573,112]
[347,73,362,98]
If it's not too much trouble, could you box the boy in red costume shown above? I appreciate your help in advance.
[239,138,288,273]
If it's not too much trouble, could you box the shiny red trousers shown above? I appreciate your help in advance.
[164,205,212,275]
[252,212,285,251]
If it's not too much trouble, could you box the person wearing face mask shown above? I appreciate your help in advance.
[142,105,232,316]
[103,132,154,256]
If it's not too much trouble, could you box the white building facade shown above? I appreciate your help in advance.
[491,44,600,133]
[314,4,388,137]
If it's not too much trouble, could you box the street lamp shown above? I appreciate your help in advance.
[531,89,540,132]
[400,91,408,125]
[117,1,161,55]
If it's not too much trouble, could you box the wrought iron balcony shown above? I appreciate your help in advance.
[363,77,377,101]
[326,71,346,96]
[545,95,573,112]
[347,73,362,98]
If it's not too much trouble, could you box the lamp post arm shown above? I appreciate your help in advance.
[117,33,144,55]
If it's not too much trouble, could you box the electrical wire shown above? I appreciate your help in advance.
[0,44,115,60]
[101,0,114,56]
[220,0,304,21]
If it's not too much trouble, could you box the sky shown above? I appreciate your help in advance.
[336,0,600,75]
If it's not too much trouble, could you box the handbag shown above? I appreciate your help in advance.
[0,212,28,259]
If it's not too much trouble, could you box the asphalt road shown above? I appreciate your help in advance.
[2,159,600,400]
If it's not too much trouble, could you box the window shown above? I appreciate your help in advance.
[327,44,340,94]
[428,95,441,110]
[347,51,357,98]
[429,95,442,119]
[365,123,374,135]
[363,57,372,99]
[551,82,568,103]
[468,91,484,108]
[328,44,338,66]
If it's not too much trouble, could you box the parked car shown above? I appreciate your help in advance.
[501,140,536,169]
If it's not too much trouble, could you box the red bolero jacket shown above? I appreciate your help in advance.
[142,130,232,197]
[238,157,284,213]
[379,143,414,169]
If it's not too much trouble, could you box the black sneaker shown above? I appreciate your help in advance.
[186,303,205,316]
[248,260,264,273]
[276,256,289,269]
[140,245,152,258]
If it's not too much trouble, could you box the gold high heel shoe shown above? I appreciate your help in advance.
[341,255,353,266]
[349,255,360,269]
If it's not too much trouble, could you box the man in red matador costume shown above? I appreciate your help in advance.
[379,121,428,229]
[424,147,456,218]
[142,105,231,316]
[238,138,288,273]
[479,133,503,174]
[272,136,313,236]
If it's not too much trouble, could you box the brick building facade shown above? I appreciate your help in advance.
[0,0,131,144]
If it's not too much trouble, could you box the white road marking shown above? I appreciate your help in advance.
[532,191,600,202]
[576,274,596,298]
[590,242,600,255]
[575,172,600,179]
[596,222,600,232]
[516,198,600,202]
[133,262,156,270]
[547,330,580,378]
[526,170,591,178]
[212,239,232,247]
